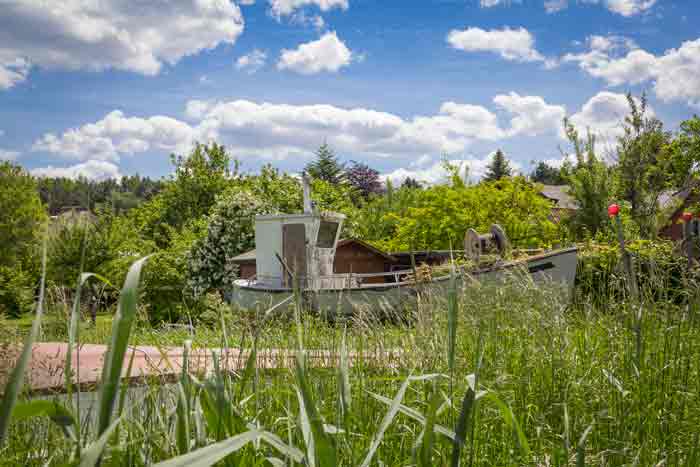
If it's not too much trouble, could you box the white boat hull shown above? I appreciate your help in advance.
[228,247,578,318]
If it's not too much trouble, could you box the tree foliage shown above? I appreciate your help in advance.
[530,161,566,185]
[0,162,46,268]
[484,149,512,181]
[616,93,671,237]
[377,177,560,251]
[188,190,274,296]
[561,118,614,239]
[305,143,344,184]
[346,161,382,200]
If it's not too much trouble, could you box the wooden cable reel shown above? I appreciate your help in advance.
[464,224,510,262]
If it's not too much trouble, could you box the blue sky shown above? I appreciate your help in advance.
[1,0,699,183]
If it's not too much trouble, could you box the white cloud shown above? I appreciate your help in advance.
[0,149,20,161]
[565,35,700,107]
[31,160,122,181]
[289,11,326,29]
[566,91,652,144]
[544,0,568,13]
[383,153,523,185]
[493,92,566,137]
[447,27,546,64]
[479,0,523,7]
[268,0,348,17]
[34,94,566,163]
[278,32,353,74]
[0,0,244,89]
[33,110,194,161]
[236,49,268,74]
[597,0,656,16]
[545,0,656,16]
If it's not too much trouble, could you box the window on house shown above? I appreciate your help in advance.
[317,221,339,248]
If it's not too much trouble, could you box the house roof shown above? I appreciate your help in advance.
[231,249,257,263]
[539,185,578,210]
[336,238,397,262]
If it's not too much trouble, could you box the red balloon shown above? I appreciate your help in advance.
[607,204,620,217]
[681,212,693,222]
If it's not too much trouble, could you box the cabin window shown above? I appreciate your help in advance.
[317,221,339,248]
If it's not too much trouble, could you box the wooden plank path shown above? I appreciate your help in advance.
[0,343,404,394]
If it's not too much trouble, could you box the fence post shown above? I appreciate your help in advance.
[608,204,639,301]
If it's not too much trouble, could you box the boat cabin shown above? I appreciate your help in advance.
[253,211,345,289]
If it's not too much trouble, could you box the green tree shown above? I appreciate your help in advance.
[242,164,302,214]
[305,143,344,184]
[0,162,46,267]
[382,177,559,251]
[664,116,700,188]
[484,149,512,181]
[530,161,566,185]
[138,142,234,247]
[561,118,613,239]
[616,93,671,238]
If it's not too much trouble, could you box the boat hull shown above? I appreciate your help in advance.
[228,247,578,317]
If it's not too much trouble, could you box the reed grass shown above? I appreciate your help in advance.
[2,257,700,466]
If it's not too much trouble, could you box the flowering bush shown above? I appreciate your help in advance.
[188,189,275,296]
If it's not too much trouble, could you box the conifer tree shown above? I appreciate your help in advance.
[484,149,512,181]
[305,143,344,184]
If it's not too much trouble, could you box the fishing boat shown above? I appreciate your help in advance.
[229,177,578,317]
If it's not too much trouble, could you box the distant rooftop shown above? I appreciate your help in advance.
[539,185,578,210]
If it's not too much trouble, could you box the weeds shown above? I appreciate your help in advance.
[2,257,700,466]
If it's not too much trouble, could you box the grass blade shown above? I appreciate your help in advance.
[369,392,456,440]
[417,383,441,467]
[295,351,336,467]
[0,234,47,448]
[447,267,458,375]
[78,417,122,467]
[153,430,260,467]
[450,374,477,467]
[484,392,531,459]
[96,256,150,437]
[576,422,595,467]
[337,326,351,419]
[359,373,413,467]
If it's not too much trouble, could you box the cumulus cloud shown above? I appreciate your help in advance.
[493,92,566,137]
[0,149,20,161]
[278,32,353,74]
[383,153,523,185]
[565,35,700,107]
[268,0,348,17]
[592,0,656,16]
[544,0,655,16]
[566,91,652,144]
[33,110,194,161]
[236,49,268,74]
[0,0,244,89]
[31,160,122,181]
[447,27,548,64]
[33,93,568,163]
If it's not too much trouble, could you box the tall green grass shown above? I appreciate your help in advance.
[2,257,700,466]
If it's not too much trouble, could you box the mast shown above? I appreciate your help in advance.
[302,173,313,214]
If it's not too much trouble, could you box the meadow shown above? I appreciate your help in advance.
[2,253,700,467]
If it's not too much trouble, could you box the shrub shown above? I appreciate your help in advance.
[188,189,274,297]
[0,266,35,318]
[575,239,685,306]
